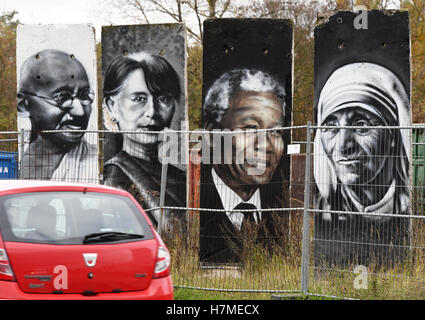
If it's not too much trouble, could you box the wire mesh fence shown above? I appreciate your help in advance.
[307,123,425,299]
[165,126,304,294]
[19,130,100,183]
[4,125,425,298]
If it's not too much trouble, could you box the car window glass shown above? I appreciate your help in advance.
[48,198,66,234]
[0,191,152,244]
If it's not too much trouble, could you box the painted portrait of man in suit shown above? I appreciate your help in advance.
[200,68,290,263]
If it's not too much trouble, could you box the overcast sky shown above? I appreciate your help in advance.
[0,0,144,40]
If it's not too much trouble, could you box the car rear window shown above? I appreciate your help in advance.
[0,191,154,244]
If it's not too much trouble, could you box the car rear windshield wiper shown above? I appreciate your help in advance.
[83,232,144,244]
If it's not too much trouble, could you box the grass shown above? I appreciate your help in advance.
[173,288,276,300]
[162,201,425,300]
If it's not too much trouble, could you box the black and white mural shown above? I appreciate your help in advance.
[200,19,293,263]
[17,25,99,183]
[314,11,411,266]
[101,24,187,231]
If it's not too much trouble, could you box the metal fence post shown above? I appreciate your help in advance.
[19,128,25,179]
[158,162,168,235]
[301,121,312,294]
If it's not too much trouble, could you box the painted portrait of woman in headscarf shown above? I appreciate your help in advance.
[314,62,411,266]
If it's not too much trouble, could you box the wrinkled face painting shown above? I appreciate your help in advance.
[219,91,285,185]
[320,107,393,186]
[112,69,175,145]
[25,59,92,146]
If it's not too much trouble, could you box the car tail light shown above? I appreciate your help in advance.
[0,233,15,281]
[153,246,171,279]
[151,227,171,279]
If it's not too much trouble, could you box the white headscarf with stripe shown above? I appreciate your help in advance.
[314,62,410,200]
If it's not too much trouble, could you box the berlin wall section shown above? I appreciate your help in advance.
[101,24,188,232]
[16,24,99,183]
[313,10,412,267]
[199,19,294,264]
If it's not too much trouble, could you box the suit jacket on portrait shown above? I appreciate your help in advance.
[199,164,289,264]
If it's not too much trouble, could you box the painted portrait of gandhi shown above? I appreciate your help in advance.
[17,49,97,182]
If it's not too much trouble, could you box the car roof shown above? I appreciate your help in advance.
[0,180,126,195]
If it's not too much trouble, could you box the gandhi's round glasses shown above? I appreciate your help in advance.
[22,89,94,111]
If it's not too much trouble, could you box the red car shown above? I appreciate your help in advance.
[0,180,173,299]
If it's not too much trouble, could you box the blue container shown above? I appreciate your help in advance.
[0,152,17,179]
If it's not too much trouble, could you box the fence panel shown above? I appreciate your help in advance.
[19,130,99,183]
[308,125,425,299]
[170,126,306,294]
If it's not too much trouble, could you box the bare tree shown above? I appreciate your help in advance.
[103,0,425,128]
[102,0,337,130]
[106,0,235,43]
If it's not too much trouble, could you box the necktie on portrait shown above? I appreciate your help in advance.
[234,202,258,231]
